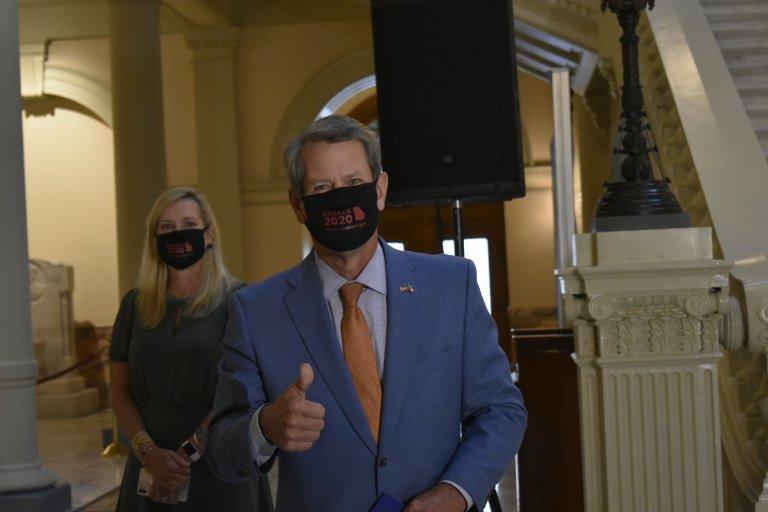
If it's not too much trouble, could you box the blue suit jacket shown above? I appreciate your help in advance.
[207,243,526,511]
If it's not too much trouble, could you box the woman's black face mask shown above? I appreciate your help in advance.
[302,180,380,252]
[155,226,209,270]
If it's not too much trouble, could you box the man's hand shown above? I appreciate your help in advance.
[404,482,468,512]
[259,363,326,452]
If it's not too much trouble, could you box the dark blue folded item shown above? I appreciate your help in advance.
[370,493,404,512]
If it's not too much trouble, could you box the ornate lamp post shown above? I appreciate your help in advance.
[591,0,690,232]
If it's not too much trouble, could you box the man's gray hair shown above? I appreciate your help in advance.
[284,115,382,193]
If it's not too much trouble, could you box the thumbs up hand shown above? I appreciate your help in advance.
[259,363,326,452]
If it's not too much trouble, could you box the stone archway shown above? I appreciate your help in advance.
[268,48,375,181]
[20,43,112,127]
[316,74,376,121]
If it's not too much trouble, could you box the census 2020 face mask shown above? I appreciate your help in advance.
[302,181,380,252]
[155,227,208,269]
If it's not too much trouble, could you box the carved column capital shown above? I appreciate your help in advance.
[575,289,725,360]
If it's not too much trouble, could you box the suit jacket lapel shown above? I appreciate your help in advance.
[283,254,377,455]
[379,244,424,450]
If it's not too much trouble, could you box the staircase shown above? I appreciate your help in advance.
[640,2,768,508]
[702,0,768,160]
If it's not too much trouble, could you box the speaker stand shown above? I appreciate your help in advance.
[452,199,465,257]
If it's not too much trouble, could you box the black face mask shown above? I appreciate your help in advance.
[302,181,380,252]
[155,227,209,270]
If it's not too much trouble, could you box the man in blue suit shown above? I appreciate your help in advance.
[207,115,526,511]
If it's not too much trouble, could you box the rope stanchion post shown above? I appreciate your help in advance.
[101,362,128,458]
[102,411,129,458]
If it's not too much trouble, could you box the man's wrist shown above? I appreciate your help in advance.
[439,481,472,511]
[257,404,275,447]
[248,405,277,465]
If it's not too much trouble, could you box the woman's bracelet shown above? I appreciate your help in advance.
[131,431,157,465]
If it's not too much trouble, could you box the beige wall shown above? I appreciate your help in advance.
[242,200,306,282]
[20,34,204,325]
[504,73,557,309]
[504,186,556,309]
[574,96,613,232]
[236,1,374,281]
[22,101,119,326]
[517,72,555,166]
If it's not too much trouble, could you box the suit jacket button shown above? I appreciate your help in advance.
[379,457,388,467]
[239,468,251,477]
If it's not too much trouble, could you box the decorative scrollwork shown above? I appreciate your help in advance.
[701,317,718,353]
[593,316,713,357]
[29,261,46,303]
[759,301,768,325]
[756,301,768,347]
[684,293,709,318]
[589,295,616,321]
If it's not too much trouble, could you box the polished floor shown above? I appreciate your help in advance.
[37,409,125,510]
[38,409,518,511]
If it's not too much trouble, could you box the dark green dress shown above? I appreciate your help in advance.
[110,285,273,512]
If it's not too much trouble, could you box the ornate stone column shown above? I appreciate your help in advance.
[558,227,731,511]
[0,1,70,509]
[109,0,167,294]
[185,28,244,278]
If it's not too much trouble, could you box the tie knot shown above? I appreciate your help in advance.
[340,282,365,307]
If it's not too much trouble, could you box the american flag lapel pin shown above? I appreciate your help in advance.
[399,284,415,294]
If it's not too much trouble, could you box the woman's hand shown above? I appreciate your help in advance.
[175,446,193,464]
[149,477,179,505]
[143,447,190,501]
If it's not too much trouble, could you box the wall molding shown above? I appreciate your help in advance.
[43,64,112,126]
[19,41,112,126]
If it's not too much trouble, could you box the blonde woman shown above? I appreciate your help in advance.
[109,187,273,511]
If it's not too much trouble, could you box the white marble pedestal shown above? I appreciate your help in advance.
[558,227,731,512]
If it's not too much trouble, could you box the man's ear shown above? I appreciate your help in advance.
[289,189,307,224]
[376,171,389,211]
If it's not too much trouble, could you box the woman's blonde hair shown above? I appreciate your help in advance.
[136,186,233,329]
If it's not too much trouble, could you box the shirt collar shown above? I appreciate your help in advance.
[313,242,387,300]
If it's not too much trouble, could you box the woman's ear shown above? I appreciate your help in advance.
[203,225,215,249]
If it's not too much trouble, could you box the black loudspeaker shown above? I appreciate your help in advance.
[372,0,525,206]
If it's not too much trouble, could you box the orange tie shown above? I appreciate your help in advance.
[339,282,382,442]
